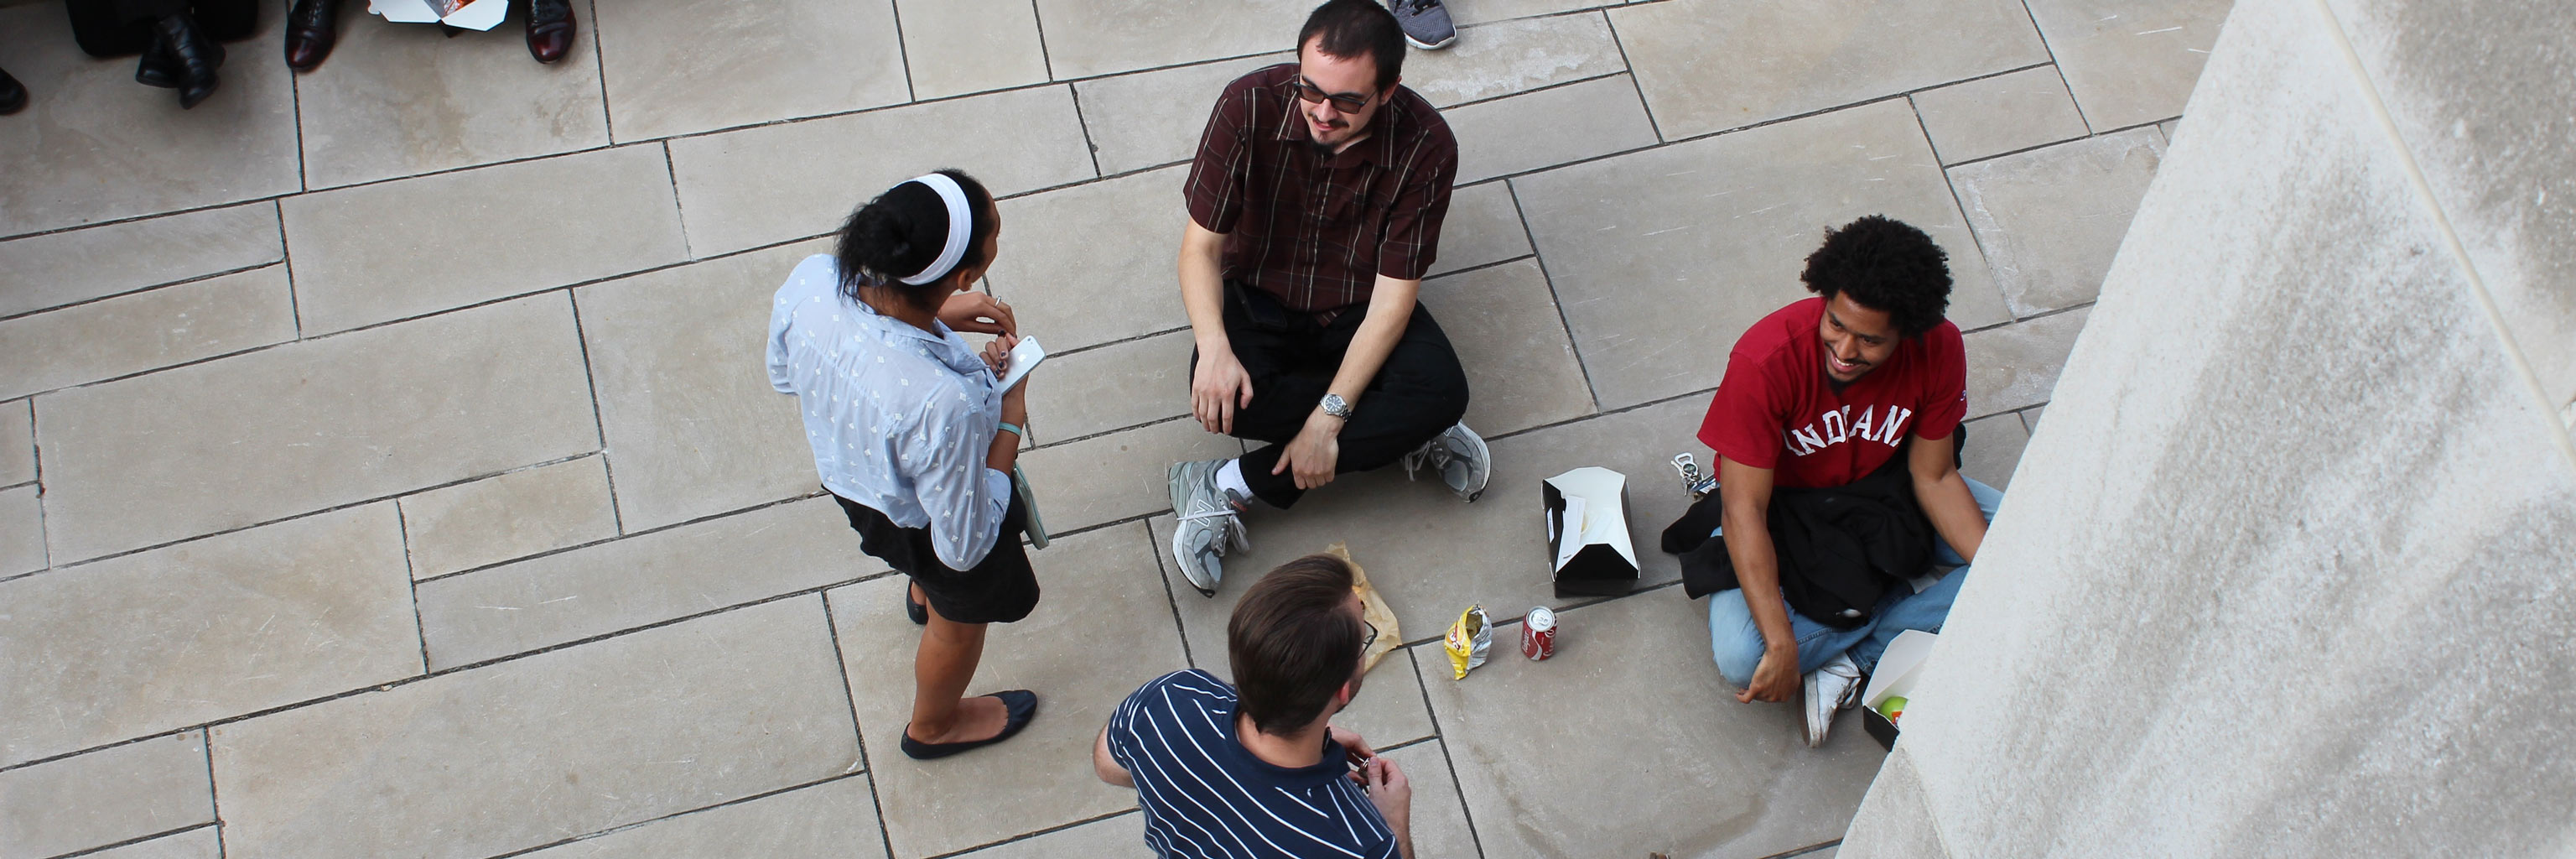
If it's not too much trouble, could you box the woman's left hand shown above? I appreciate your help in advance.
[941,291,1018,336]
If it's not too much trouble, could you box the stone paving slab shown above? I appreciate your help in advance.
[209,596,859,859]
[1032,0,1308,80]
[75,829,217,859]
[0,8,299,237]
[1964,306,2092,419]
[1382,739,1484,859]
[1950,128,2165,317]
[35,294,599,562]
[898,0,1052,101]
[1074,54,1292,176]
[578,241,823,532]
[984,165,1192,352]
[1450,0,1615,27]
[1431,180,1535,278]
[1959,413,2032,491]
[951,812,1145,858]
[1421,591,1888,859]
[416,497,872,670]
[591,0,906,141]
[1910,67,2092,165]
[1025,331,1195,445]
[1150,395,1707,650]
[0,400,29,487]
[2023,0,2226,131]
[0,202,281,319]
[1516,98,2008,412]
[0,731,210,859]
[398,455,618,580]
[1611,0,2049,140]
[0,264,296,402]
[510,776,888,859]
[282,143,688,334]
[1404,12,1628,109]
[1446,74,1659,185]
[667,86,1094,258]
[0,486,41,578]
[828,522,1184,858]
[0,503,418,768]
[290,16,609,190]
[1424,258,1598,435]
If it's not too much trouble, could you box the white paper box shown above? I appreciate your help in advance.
[1542,466,1639,596]
[369,0,505,31]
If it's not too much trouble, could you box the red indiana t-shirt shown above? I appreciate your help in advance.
[1697,298,1967,489]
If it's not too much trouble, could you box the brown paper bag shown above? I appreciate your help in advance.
[1327,543,1400,673]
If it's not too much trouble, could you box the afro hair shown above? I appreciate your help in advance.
[1800,215,1953,337]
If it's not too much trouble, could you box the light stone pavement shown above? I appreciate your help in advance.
[0,0,2224,856]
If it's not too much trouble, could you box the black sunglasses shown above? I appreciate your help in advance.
[1294,76,1374,113]
[1360,622,1379,653]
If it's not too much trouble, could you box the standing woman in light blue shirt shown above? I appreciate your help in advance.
[768,169,1041,760]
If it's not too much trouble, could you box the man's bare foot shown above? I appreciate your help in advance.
[906,694,1011,744]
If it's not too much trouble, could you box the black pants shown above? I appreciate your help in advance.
[1197,281,1469,508]
[65,0,257,57]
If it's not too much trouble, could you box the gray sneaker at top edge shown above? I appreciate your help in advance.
[1168,459,1249,597]
[1402,422,1491,502]
[1387,0,1456,49]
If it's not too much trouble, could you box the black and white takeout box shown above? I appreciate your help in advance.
[1542,466,1639,597]
[1859,629,1939,750]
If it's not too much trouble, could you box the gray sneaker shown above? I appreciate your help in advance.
[1401,422,1490,502]
[1386,0,1455,49]
[1167,459,1250,597]
[1803,653,1865,747]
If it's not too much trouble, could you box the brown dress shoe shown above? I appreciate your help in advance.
[284,0,341,71]
[526,0,575,64]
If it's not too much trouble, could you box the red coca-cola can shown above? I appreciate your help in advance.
[1521,607,1556,660]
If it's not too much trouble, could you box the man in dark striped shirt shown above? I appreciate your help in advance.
[1096,554,1415,858]
[1167,0,1492,599]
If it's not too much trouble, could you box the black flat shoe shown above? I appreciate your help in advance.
[151,13,223,109]
[904,588,927,626]
[136,39,178,88]
[0,67,25,115]
[900,690,1037,760]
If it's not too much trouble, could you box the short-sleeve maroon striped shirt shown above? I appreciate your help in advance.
[1184,64,1459,316]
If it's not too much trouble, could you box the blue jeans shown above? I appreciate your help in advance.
[1708,477,2002,681]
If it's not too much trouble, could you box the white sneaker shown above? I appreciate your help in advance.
[1167,459,1249,596]
[1400,422,1491,502]
[1802,653,1864,748]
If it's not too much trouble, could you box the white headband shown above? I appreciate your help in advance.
[898,173,974,285]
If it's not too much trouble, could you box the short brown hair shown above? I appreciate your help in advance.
[1228,554,1363,735]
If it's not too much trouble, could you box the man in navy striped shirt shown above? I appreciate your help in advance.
[1095,554,1415,858]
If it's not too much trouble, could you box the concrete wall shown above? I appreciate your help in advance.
[1837,0,2576,856]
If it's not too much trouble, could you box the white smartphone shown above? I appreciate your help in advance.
[997,336,1046,391]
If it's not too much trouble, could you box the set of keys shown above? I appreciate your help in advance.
[1670,453,1717,499]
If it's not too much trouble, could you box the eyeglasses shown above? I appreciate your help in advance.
[1359,622,1379,653]
[1294,76,1374,113]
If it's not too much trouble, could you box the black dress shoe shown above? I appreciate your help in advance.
[151,13,224,109]
[526,0,575,64]
[0,67,25,116]
[904,587,928,626]
[900,690,1038,760]
[136,39,178,88]
[283,0,341,71]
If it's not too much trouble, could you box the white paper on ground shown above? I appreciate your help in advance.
[1544,466,1638,569]
[1860,628,1939,709]
[997,336,1046,391]
[368,0,505,30]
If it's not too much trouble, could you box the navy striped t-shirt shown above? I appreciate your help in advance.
[1107,669,1399,859]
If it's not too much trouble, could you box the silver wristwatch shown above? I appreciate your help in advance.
[1319,393,1354,419]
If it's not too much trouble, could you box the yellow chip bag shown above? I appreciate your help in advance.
[1443,605,1492,679]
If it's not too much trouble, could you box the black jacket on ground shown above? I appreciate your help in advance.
[1661,453,1935,630]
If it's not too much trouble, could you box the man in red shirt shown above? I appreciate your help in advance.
[1696,216,2002,746]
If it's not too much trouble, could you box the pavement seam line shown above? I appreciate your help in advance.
[816,591,902,859]
[2013,0,2092,134]
[563,291,626,534]
[1501,179,1600,414]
